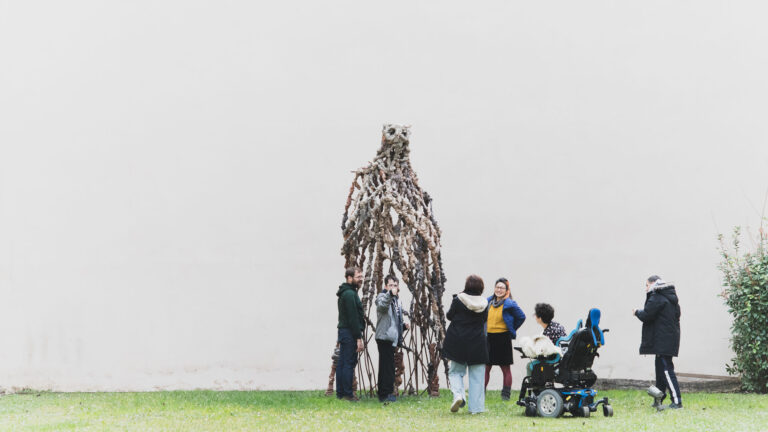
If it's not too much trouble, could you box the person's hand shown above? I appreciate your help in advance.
[356,339,364,352]
[632,309,637,316]
[404,323,410,330]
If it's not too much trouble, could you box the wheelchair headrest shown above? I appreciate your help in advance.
[585,308,604,346]
[558,310,606,348]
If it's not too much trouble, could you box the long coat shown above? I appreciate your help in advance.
[635,284,681,357]
[442,294,489,365]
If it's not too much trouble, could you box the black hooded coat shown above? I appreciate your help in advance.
[635,284,681,357]
[442,294,489,365]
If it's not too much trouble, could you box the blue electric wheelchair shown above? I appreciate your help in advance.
[515,308,614,418]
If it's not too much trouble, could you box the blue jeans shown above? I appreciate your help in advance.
[336,328,358,398]
[449,361,485,413]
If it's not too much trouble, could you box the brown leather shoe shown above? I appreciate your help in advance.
[342,395,360,402]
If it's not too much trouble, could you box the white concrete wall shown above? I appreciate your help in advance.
[1,0,767,391]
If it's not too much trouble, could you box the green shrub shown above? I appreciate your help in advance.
[718,225,768,393]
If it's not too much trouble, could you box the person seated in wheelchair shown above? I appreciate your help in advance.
[515,308,613,418]
[520,303,568,376]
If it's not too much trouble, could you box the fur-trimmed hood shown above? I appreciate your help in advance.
[457,293,488,312]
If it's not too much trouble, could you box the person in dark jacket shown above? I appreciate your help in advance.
[484,277,526,401]
[374,274,409,403]
[633,275,683,409]
[442,275,489,414]
[336,266,365,401]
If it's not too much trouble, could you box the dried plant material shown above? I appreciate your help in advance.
[329,124,448,397]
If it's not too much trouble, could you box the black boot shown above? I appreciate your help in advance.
[501,386,511,401]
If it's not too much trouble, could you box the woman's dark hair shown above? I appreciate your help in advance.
[535,303,555,324]
[647,275,661,283]
[464,275,484,296]
[384,275,399,285]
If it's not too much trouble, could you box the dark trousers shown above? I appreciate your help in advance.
[376,339,395,401]
[655,355,682,405]
[336,328,358,398]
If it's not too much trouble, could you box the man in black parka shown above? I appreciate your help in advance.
[633,275,683,409]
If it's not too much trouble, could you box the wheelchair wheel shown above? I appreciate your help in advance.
[524,404,537,417]
[580,406,590,418]
[536,389,564,418]
[603,404,614,417]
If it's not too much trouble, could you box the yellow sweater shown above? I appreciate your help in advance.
[487,303,507,333]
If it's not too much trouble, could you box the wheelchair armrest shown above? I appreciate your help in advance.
[514,346,529,359]
[535,353,558,361]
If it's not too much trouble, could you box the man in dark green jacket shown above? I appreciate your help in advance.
[336,266,365,401]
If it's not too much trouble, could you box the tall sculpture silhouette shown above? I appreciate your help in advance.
[327,124,448,397]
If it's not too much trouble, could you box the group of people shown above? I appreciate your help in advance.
[335,268,683,413]
[334,267,413,403]
[439,274,566,414]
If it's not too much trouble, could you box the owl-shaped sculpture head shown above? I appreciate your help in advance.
[382,124,410,144]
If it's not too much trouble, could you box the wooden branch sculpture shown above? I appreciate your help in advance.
[330,124,448,397]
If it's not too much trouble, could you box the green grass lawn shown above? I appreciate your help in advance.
[1,389,767,431]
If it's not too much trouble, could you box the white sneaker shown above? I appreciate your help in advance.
[450,396,465,412]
